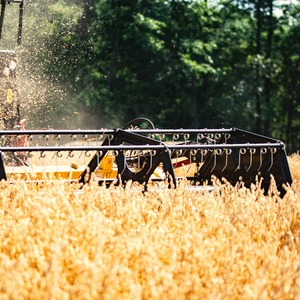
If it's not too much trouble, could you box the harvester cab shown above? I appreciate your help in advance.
[0,0,23,130]
[0,0,24,46]
[0,50,20,130]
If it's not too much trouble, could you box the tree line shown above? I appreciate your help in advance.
[8,0,300,153]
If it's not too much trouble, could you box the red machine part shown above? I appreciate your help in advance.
[12,119,29,165]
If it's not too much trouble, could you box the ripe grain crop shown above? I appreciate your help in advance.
[0,156,300,299]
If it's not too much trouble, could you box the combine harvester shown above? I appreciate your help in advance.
[0,1,292,196]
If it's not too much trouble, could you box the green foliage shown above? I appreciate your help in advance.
[5,0,300,152]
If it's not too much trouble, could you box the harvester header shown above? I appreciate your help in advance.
[0,120,292,197]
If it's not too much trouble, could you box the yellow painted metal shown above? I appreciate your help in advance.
[6,89,12,103]
[5,154,190,181]
[97,154,118,179]
[5,153,119,181]
[5,155,189,181]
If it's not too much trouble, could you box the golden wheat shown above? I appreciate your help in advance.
[0,155,299,299]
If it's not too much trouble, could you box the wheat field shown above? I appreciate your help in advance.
[0,155,300,299]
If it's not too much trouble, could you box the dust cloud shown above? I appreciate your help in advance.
[0,0,108,130]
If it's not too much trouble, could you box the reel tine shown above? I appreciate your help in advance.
[107,134,114,167]
[186,150,193,174]
[96,151,99,172]
[191,149,197,162]
[197,133,204,144]
[145,149,156,176]
[224,133,231,144]
[221,148,232,172]
[112,150,119,157]
[184,133,189,145]
[27,151,31,169]
[198,149,208,175]
[173,133,179,143]
[246,148,256,172]
[235,148,246,172]
[120,150,127,176]
[258,148,267,172]
[69,152,72,177]
[210,149,222,173]
[211,149,222,173]
[68,151,74,159]
[268,148,277,171]
[138,150,141,170]
[66,151,72,179]
[172,133,179,156]
[186,149,197,174]
[11,151,17,174]
[200,149,207,164]
[40,151,46,168]
[94,134,100,175]
[215,133,221,141]
[78,151,83,160]
[70,134,76,142]
[94,151,103,173]
[211,150,217,172]
[174,152,178,168]
[174,149,182,168]
[55,151,62,174]
[67,151,75,178]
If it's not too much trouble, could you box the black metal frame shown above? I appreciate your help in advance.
[192,128,291,196]
[0,127,292,197]
[0,0,23,45]
[78,129,176,189]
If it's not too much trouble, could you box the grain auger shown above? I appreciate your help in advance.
[0,119,292,197]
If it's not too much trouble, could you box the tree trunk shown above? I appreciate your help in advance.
[203,76,209,128]
[255,0,262,134]
[264,0,273,136]
[191,76,199,128]
[107,30,122,92]
[286,95,293,154]
[82,1,89,37]
[286,70,296,153]
[203,0,209,128]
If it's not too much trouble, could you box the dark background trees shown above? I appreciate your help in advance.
[1,0,300,152]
